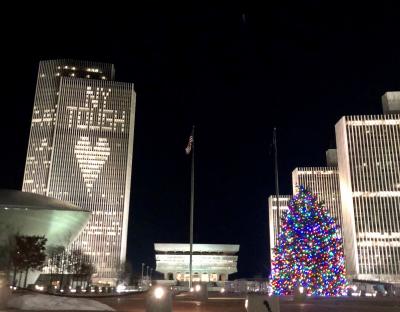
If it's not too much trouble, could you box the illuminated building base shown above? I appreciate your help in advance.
[154,243,239,282]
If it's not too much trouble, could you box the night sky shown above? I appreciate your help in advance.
[2,4,399,278]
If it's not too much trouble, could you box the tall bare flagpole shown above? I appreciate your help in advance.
[187,125,195,289]
[273,127,280,243]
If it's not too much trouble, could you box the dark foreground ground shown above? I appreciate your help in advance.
[97,292,400,312]
[3,291,400,311]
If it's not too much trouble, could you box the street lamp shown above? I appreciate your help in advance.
[146,266,149,280]
[145,286,172,311]
[150,268,153,281]
[154,286,164,299]
[141,263,145,285]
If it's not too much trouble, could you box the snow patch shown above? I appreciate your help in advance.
[7,294,115,311]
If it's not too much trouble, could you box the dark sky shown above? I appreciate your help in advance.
[1,3,399,278]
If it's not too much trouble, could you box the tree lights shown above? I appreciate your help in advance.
[271,186,347,296]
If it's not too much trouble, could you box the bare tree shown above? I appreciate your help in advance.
[116,261,133,285]
[79,256,96,287]
[46,248,95,288]
[45,245,65,288]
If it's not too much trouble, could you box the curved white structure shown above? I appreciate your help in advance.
[0,189,90,248]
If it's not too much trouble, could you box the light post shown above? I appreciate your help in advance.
[150,268,153,281]
[146,266,150,281]
[145,286,172,312]
[141,263,145,285]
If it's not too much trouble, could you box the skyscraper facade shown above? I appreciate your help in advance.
[23,60,136,284]
[292,167,343,237]
[268,195,291,274]
[335,97,400,283]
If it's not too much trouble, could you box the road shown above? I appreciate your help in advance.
[98,292,246,312]
[97,292,400,312]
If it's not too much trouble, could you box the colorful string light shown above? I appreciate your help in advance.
[271,185,347,296]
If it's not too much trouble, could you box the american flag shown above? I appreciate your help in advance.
[185,131,194,155]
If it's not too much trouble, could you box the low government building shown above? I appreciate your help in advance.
[154,243,239,283]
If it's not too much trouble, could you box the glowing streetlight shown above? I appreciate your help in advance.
[154,287,165,299]
[141,263,145,283]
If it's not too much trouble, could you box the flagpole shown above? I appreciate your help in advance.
[189,125,195,289]
[273,127,280,244]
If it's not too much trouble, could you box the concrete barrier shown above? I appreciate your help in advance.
[294,286,306,302]
[47,285,56,294]
[245,293,280,312]
[145,286,172,312]
[0,273,11,309]
[193,283,208,301]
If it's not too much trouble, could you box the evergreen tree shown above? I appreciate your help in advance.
[11,235,47,288]
[271,186,346,296]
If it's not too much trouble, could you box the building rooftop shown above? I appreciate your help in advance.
[0,189,88,212]
[382,91,400,114]
[154,243,239,254]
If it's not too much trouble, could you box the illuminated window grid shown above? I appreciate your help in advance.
[336,113,400,283]
[47,78,135,280]
[268,195,291,274]
[22,60,134,283]
[22,60,115,195]
[292,167,343,238]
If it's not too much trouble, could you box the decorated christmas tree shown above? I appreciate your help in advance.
[271,185,347,296]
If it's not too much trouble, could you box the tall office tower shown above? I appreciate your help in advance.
[335,93,400,283]
[292,165,343,237]
[23,60,136,284]
[268,195,291,274]
[382,91,400,114]
[326,148,338,167]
